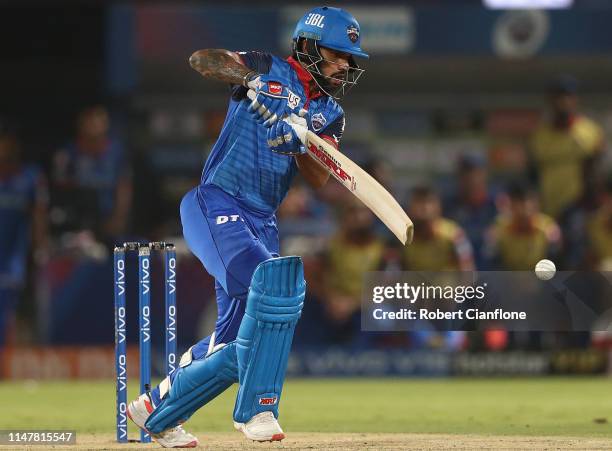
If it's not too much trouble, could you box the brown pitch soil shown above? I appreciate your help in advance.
[3,432,612,450]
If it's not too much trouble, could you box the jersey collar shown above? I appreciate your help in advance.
[286,56,322,101]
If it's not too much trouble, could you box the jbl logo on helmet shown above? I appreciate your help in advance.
[304,13,325,28]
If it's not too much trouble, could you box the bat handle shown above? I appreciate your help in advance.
[282,115,308,144]
[246,89,308,144]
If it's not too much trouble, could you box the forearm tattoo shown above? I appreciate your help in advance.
[189,49,251,85]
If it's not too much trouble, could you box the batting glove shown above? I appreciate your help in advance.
[247,75,303,128]
[266,114,307,155]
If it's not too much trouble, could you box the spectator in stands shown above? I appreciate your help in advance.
[364,158,393,191]
[278,181,312,220]
[530,75,605,220]
[485,182,571,351]
[404,184,474,271]
[585,174,612,270]
[318,199,385,342]
[485,181,561,270]
[561,172,611,269]
[277,180,334,254]
[0,121,48,346]
[402,185,472,350]
[445,154,498,269]
[51,106,132,242]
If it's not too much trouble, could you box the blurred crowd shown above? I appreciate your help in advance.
[1,76,611,352]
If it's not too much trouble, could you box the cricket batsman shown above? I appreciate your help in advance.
[126,6,368,447]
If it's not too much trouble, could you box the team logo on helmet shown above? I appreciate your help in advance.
[347,25,359,43]
[311,113,327,132]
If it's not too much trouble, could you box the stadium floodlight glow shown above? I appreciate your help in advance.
[483,0,573,9]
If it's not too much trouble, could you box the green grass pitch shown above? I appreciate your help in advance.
[0,377,610,438]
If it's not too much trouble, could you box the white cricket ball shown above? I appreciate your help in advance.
[535,259,556,280]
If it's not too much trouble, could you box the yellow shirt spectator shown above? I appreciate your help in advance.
[326,235,384,298]
[488,213,561,270]
[587,210,612,269]
[531,116,603,218]
[403,218,474,271]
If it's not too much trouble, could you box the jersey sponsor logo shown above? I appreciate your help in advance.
[347,25,359,43]
[304,13,325,28]
[216,214,241,224]
[311,112,327,132]
[258,396,278,406]
[268,82,283,95]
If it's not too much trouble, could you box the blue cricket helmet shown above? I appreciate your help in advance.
[292,6,367,99]
[293,6,369,59]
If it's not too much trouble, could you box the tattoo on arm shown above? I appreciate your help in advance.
[189,49,252,85]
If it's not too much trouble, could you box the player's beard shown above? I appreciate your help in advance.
[294,39,364,99]
[313,68,360,99]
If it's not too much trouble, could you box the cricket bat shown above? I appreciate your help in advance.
[247,90,414,245]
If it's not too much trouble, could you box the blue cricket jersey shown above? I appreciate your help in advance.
[201,52,345,216]
[57,138,127,219]
[0,165,46,285]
